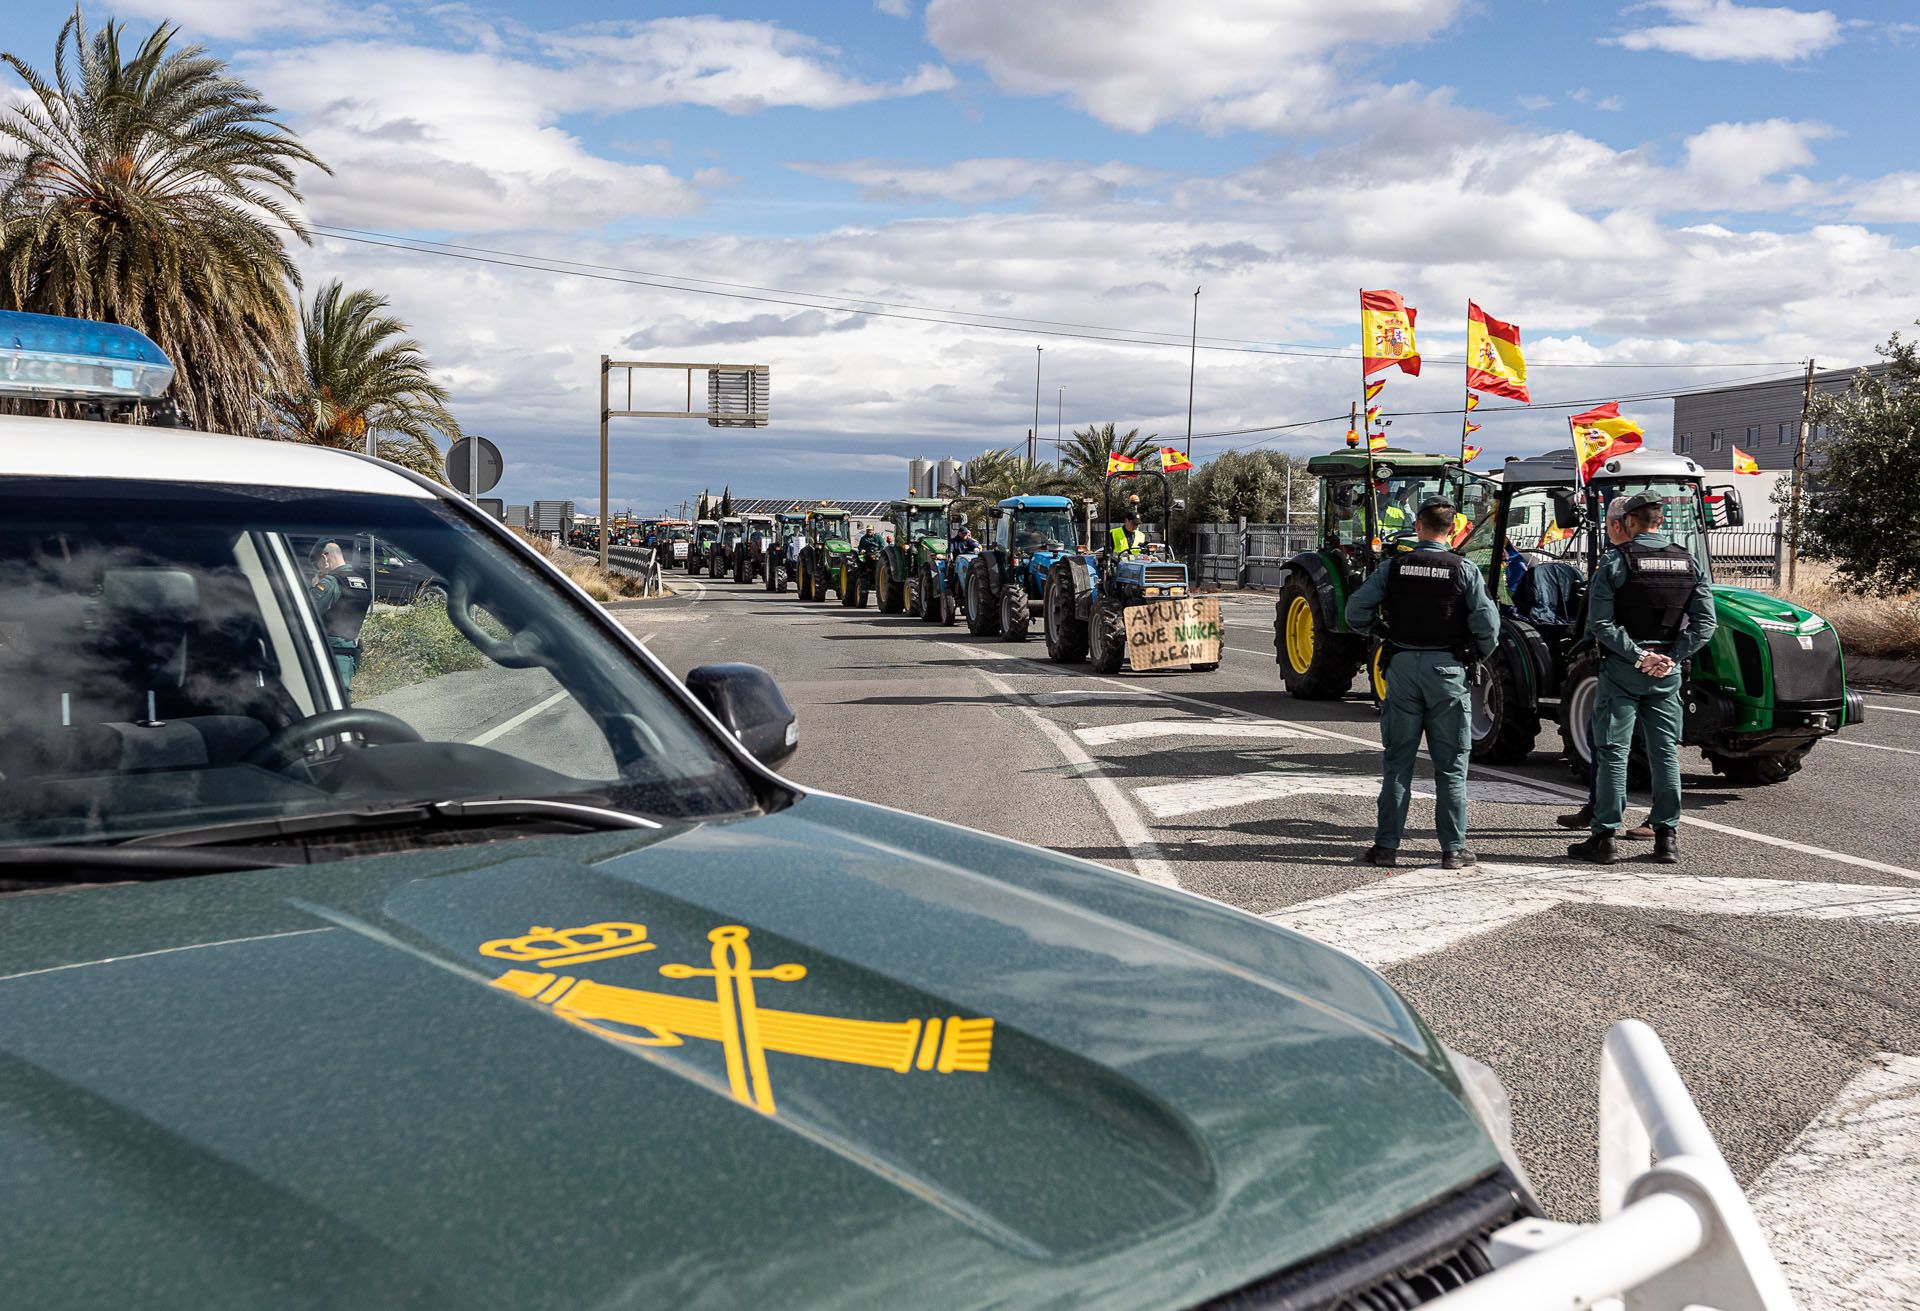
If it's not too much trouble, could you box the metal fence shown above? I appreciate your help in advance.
[1190,520,1788,589]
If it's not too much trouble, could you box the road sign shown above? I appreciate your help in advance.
[445,437,502,495]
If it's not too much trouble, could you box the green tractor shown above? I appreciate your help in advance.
[1273,448,1495,701]
[1473,447,1863,784]
[874,496,950,618]
[795,507,869,606]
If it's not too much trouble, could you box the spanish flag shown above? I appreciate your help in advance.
[1158,446,1192,473]
[1541,522,1574,545]
[1465,302,1530,402]
[1462,444,1484,462]
[1568,402,1644,483]
[1368,431,1388,452]
[1465,393,1480,411]
[1365,379,1386,403]
[1732,445,1761,475]
[1463,421,1482,435]
[1361,289,1420,378]
[1106,453,1138,476]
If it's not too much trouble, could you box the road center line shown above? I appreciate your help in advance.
[1824,738,1920,757]
[957,644,1178,888]
[468,689,570,747]
[1867,703,1920,716]
[991,653,1920,883]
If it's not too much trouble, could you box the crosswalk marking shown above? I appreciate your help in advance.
[1133,771,1564,819]
[1265,864,1920,969]
[1750,1053,1920,1311]
[1074,719,1315,746]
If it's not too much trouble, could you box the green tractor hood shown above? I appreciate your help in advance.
[0,794,1497,1309]
[823,537,854,557]
[1711,584,1830,634]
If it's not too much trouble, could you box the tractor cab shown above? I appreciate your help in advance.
[806,508,852,548]
[718,516,745,546]
[694,519,720,548]
[991,495,1079,563]
[877,497,951,616]
[890,497,950,551]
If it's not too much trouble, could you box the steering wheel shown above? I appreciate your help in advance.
[243,708,424,772]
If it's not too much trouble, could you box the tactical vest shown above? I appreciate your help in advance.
[1382,551,1472,650]
[1613,540,1698,644]
[321,565,373,646]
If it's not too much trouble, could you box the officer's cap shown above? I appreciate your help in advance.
[1123,509,1140,522]
[1621,490,1664,516]
[1605,495,1635,522]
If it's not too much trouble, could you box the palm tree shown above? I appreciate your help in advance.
[1,10,325,434]
[959,446,1070,523]
[270,281,461,478]
[1058,422,1163,537]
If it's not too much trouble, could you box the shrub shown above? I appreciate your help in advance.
[353,598,488,698]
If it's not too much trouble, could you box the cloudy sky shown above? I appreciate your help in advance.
[9,0,1918,512]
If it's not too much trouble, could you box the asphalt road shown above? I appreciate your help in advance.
[608,573,1918,1310]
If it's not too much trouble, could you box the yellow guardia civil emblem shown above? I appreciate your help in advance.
[480,921,993,1115]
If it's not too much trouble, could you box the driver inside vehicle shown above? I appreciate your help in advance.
[0,478,763,856]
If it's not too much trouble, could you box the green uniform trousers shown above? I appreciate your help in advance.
[1592,661,1684,834]
[1374,650,1471,852]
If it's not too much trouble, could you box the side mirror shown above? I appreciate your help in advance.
[1549,488,1581,530]
[686,663,797,768]
[1459,483,1488,507]
[1708,485,1745,528]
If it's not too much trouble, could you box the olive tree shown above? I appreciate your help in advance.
[1793,329,1920,594]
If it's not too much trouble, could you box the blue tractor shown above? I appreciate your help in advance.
[939,495,1083,641]
[1042,473,1220,674]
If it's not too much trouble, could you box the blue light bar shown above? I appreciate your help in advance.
[0,310,176,402]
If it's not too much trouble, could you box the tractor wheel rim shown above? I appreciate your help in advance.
[1286,596,1315,671]
[1372,649,1387,702]
[1566,674,1597,765]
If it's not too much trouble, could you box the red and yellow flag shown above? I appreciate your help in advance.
[1462,444,1484,463]
[1465,302,1530,402]
[1368,431,1388,452]
[1541,522,1574,545]
[1158,446,1192,473]
[1463,420,1482,435]
[1731,445,1761,475]
[1366,404,1382,423]
[1361,289,1420,378]
[1106,453,1138,476]
[1465,393,1480,411]
[1568,402,1645,483]
[1365,379,1386,403]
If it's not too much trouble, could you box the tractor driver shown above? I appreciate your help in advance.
[951,524,979,554]
[1109,510,1146,556]
[310,539,372,693]
[857,524,885,555]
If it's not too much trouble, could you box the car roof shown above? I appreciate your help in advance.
[0,415,436,498]
[1304,448,1456,477]
[891,497,947,510]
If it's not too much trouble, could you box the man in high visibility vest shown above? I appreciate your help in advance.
[1109,510,1145,555]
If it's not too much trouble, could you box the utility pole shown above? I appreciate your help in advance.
[1186,286,1201,458]
[1032,346,1043,465]
[598,355,610,569]
[1788,358,1815,589]
[1056,385,1064,462]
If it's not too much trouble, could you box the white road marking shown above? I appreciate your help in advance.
[1824,738,1920,757]
[957,646,1178,887]
[1074,720,1314,746]
[1750,1053,1920,1311]
[1264,864,1920,969]
[1027,689,1170,705]
[1136,771,1566,819]
[468,690,570,747]
[1009,658,1920,882]
[1866,703,1920,716]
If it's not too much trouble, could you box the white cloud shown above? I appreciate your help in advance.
[922,0,1465,132]
[114,0,390,40]
[1682,118,1833,192]
[1609,0,1843,63]
[786,157,1166,205]
[1849,173,1920,224]
[875,0,913,15]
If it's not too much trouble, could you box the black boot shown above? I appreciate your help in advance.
[1567,832,1617,865]
[1361,845,1398,868]
[1555,804,1593,831]
[1652,826,1679,864]
[1441,849,1477,871]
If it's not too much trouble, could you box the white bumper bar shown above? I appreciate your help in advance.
[1432,1019,1797,1311]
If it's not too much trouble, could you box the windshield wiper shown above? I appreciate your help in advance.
[122,796,661,850]
[0,844,306,882]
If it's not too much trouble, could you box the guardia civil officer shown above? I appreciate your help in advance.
[310,539,372,692]
[1345,498,1500,870]
[1568,490,1716,865]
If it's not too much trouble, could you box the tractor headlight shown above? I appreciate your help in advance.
[1445,1046,1539,1203]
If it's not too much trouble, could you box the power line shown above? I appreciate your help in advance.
[298,220,1805,371]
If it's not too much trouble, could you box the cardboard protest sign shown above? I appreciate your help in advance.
[1123,596,1223,671]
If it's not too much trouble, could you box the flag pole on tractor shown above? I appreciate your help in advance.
[1463,301,1529,462]
[1360,288,1420,530]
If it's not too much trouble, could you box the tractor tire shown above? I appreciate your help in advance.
[921,569,944,622]
[1001,583,1032,642]
[1558,651,1651,789]
[1471,655,1541,765]
[1704,742,1814,785]
[1274,580,1362,700]
[1087,601,1126,674]
[938,581,958,626]
[710,553,724,579]
[1044,562,1088,663]
[840,566,867,608]
[1191,662,1220,673]
[965,567,1001,636]
[876,560,904,614]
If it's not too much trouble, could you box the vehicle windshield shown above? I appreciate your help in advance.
[663,526,690,540]
[696,526,717,543]
[816,517,850,542]
[904,509,946,540]
[1014,509,1077,552]
[1591,479,1712,576]
[1373,472,1447,541]
[0,478,760,849]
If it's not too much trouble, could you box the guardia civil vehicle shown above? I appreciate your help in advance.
[0,313,1793,1309]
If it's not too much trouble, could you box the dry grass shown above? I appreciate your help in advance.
[511,529,659,602]
[1759,562,1920,660]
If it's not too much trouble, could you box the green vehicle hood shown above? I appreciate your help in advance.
[822,537,853,556]
[1710,584,1829,632]
[918,535,950,556]
[0,794,1496,1309]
